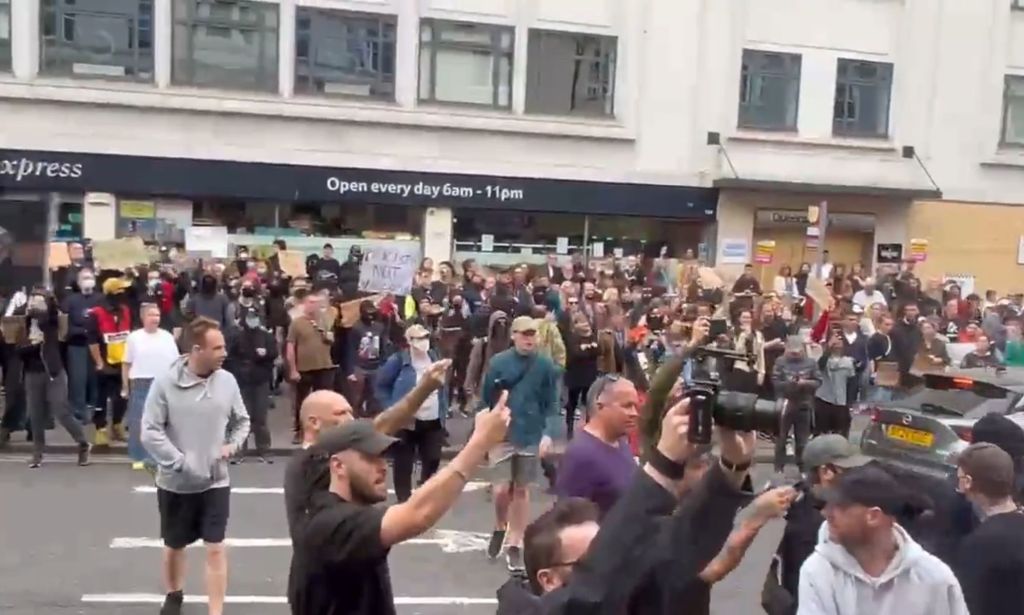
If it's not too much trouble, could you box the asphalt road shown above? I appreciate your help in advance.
[0,455,782,615]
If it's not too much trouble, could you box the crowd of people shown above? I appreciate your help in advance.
[3,238,1024,615]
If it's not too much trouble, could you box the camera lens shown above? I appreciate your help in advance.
[713,391,789,435]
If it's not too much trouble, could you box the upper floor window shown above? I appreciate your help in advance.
[525,29,616,117]
[419,20,513,109]
[0,0,11,72]
[173,0,278,92]
[738,49,801,131]
[1002,76,1024,145]
[833,59,893,138]
[1014,0,1024,10]
[41,0,154,81]
[295,8,396,99]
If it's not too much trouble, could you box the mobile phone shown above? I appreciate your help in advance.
[709,318,728,338]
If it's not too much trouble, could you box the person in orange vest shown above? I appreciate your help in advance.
[88,277,133,446]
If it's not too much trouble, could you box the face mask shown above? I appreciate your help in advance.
[410,339,430,352]
[362,311,377,322]
[148,278,160,290]
[29,297,46,312]
[242,287,256,299]
[244,315,261,329]
[80,278,95,293]
[256,268,268,276]
[238,252,249,260]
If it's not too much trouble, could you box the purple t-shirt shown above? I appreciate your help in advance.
[554,430,637,515]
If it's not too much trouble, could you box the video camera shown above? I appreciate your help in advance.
[684,344,790,445]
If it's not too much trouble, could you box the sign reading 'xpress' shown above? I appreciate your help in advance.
[0,158,83,182]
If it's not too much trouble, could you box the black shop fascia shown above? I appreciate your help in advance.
[0,149,718,219]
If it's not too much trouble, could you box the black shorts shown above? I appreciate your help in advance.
[157,487,231,549]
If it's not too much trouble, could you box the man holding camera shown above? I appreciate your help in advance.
[772,336,822,474]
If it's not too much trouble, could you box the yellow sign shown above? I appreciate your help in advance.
[754,240,776,264]
[120,200,156,219]
[909,238,928,262]
[93,237,150,270]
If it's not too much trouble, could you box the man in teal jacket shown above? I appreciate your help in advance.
[479,315,561,573]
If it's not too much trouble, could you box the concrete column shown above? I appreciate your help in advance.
[510,0,534,114]
[394,0,421,108]
[278,0,296,98]
[154,0,172,87]
[11,0,39,79]
[83,193,118,242]
[422,206,453,265]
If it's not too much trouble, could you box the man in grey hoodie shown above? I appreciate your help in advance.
[141,317,251,615]
[798,464,968,615]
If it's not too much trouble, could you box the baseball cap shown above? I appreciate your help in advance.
[315,420,397,457]
[802,434,872,470]
[405,324,430,340]
[511,316,539,334]
[819,464,907,516]
[102,277,130,294]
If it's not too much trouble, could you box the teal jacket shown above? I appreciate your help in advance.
[478,348,561,448]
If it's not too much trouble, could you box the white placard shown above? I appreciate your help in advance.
[591,242,605,258]
[556,236,569,255]
[184,226,229,258]
[358,244,419,295]
[1018,236,1024,265]
[613,247,624,259]
[944,274,975,297]
[720,238,750,265]
[481,234,494,252]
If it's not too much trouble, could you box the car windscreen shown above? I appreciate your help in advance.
[897,389,1015,418]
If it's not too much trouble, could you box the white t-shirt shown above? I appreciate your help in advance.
[125,328,180,380]
[852,289,888,309]
[411,353,440,421]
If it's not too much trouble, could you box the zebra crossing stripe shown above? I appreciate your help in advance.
[82,593,498,605]
[132,482,489,495]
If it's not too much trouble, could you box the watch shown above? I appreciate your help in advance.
[647,447,687,479]
[719,456,752,473]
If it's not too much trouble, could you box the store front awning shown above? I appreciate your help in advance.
[712,177,941,200]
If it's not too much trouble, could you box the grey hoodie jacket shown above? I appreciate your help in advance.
[141,356,251,494]
[797,521,968,615]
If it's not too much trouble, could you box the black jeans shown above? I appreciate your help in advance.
[241,380,271,454]
[774,405,811,473]
[94,372,126,428]
[349,367,381,419]
[1,349,26,432]
[566,386,589,439]
[391,419,445,502]
[294,368,336,432]
[27,370,86,454]
[813,398,851,439]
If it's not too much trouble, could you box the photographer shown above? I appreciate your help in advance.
[502,395,756,614]
[771,336,821,474]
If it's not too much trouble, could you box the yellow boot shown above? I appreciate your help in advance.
[94,427,109,447]
[111,423,127,442]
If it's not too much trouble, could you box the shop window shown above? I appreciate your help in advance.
[1002,75,1024,146]
[738,49,801,131]
[418,19,513,109]
[525,29,616,117]
[833,59,892,138]
[0,0,10,72]
[54,201,84,241]
[172,0,279,93]
[40,0,154,81]
[295,8,395,99]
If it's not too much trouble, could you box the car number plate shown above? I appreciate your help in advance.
[886,425,934,448]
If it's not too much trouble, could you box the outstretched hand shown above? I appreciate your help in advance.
[656,397,696,464]
[472,390,511,448]
[423,359,452,388]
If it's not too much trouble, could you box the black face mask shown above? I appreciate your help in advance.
[361,311,377,323]
[648,316,664,331]
[200,276,217,294]
[241,287,256,299]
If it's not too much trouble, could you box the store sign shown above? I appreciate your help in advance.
[0,149,718,220]
[876,243,904,264]
[754,240,775,264]
[909,238,928,262]
[755,210,874,231]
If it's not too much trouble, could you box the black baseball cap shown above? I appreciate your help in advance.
[315,420,397,457]
[819,464,907,516]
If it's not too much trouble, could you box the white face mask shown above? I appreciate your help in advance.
[80,278,96,293]
[410,339,430,353]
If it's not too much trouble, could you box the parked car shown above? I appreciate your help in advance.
[859,367,1024,478]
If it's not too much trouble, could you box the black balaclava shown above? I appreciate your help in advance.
[200,274,218,296]
[359,300,377,324]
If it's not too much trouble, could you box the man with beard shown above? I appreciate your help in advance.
[289,393,511,615]
[87,277,134,445]
[287,291,336,443]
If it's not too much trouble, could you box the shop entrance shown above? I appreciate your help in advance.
[752,210,874,287]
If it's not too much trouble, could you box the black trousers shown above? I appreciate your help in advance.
[448,337,471,408]
[391,419,445,502]
[294,368,336,432]
[774,405,811,473]
[813,398,851,439]
[1,349,26,431]
[241,380,272,454]
[566,386,589,439]
[94,372,126,428]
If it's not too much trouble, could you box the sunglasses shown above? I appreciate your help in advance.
[587,373,623,407]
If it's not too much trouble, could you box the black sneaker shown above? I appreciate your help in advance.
[505,545,525,572]
[77,443,92,467]
[258,455,274,465]
[487,527,506,560]
[229,457,241,465]
[160,590,183,615]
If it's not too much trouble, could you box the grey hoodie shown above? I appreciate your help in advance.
[797,521,968,615]
[141,355,251,494]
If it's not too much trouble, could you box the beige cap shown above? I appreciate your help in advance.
[404,324,430,340]
[511,316,539,333]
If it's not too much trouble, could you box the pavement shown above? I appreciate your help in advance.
[0,453,783,615]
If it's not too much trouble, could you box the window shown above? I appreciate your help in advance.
[173,0,278,92]
[1015,0,1024,10]
[525,30,616,117]
[0,0,10,72]
[1003,76,1024,145]
[419,20,513,108]
[833,59,893,138]
[40,0,154,80]
[738,49,801,130]
[295,8,395,99]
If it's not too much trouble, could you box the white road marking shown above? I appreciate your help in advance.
[82,593,497,605]
[110,530,491,553]
[132,481,490,495]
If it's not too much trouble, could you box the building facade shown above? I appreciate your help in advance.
[1,0,1023,292]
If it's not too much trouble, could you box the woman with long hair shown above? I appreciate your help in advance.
[728,308,765,394]
[773,264,797,300]
[795,262,812,298]
[849,261,866,293]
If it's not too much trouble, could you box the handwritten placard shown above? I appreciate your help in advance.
[185,226,228,258]
[278,250,307,278]
[93,237,149,270]
[48,242,71,269]
[358,245,419,295]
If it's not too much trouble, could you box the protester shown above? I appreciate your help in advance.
[286,290,336,443]
[123,304,179,471]
[852,278,887,310]
[88,277,133,445]
[915,318,951,371]
[772,336,821,473]
[867,315,898,402]
[140,317,251,615]
[960,333,1003,369]
[564,315,600,438]
[227,306,279,462]
[63,267,101,426]
[345,299,390,418]
[813,332,856,438]
[953,442,1024,615]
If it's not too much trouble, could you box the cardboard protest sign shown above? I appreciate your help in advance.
[185,226,228,258]
[697,267,724,290]
[805,277,834,310]
[92,237,149,270]
[358,245,419,295]
[279,250,307,278]
[1,316,25,344]
[339,294,384,328]
[48,242,70,269]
